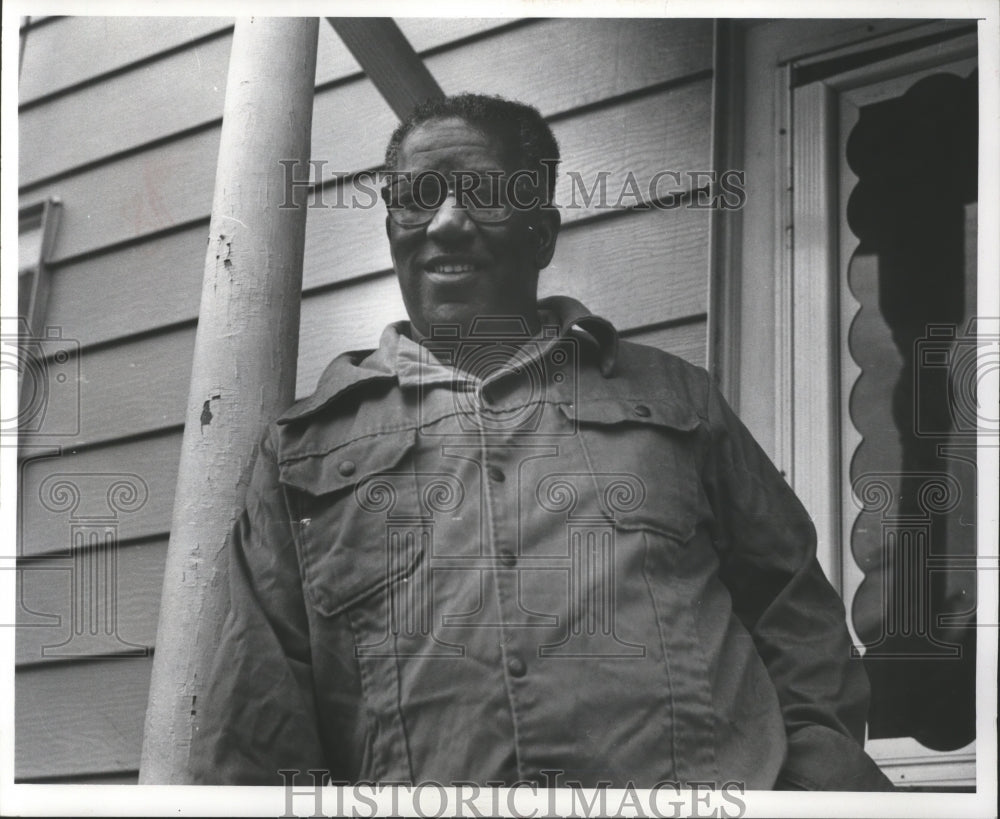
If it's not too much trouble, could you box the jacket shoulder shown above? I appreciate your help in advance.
[277,344,401,427]
[612,339,712,417]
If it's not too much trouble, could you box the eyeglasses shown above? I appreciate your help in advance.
[382,171,521,228]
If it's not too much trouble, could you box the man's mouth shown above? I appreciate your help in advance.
[423,257,484,278]
[428,263,477,274]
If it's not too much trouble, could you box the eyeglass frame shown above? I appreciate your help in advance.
[381,169,546,228]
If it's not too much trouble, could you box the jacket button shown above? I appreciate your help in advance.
[507,656,526,678]
[487,465,506,483]
[498,550,517,567]
[338,460,357,477]
[633,404,651,417]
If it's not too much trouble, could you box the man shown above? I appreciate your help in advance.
[191,93,892,790]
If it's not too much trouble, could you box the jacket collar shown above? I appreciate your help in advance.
[277,295,618,425]
[545,294,618,378]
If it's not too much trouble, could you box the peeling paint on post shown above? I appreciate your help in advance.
[139,17,319,784]
[199,398,214,430]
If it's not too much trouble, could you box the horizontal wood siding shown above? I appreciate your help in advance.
[18,17,232,104]
[539,206,710,331]
[33,331,195,450]
[19,17,516,185]
[20,433,182,559]
[20,126,222,262]
[15,657,153,780]
[625,320,708,367]
[20,33,233,185]
[16,16,717,782]
[430,18,711,116]
[44,223,208,348]
[16,540,167,666]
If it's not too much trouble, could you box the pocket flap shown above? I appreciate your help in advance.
[278,427,417,496]
[558,398,700,432]
[315,540,424,618]
[558,399,703,540]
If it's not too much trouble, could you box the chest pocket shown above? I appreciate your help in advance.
[558,398,706,541]
[279,428,422,618]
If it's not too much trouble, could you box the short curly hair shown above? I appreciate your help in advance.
[384,93,560,206]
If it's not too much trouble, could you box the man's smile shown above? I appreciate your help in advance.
[422,254,486,281]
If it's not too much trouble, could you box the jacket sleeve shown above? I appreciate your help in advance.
[701,375,893,791]
[188,425,327,784]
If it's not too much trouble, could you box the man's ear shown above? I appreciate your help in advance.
[385,213,392,240]
[533,207,561,270]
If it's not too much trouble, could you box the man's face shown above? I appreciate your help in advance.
[386,117,558,337]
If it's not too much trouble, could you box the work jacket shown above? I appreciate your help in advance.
[190,296,892,791]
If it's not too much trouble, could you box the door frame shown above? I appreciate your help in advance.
[736,17,984,789]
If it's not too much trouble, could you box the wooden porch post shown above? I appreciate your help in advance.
[139,16,319,783]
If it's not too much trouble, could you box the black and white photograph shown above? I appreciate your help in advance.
[2,2,997,817]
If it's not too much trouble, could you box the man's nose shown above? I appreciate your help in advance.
[425,192,476,242]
